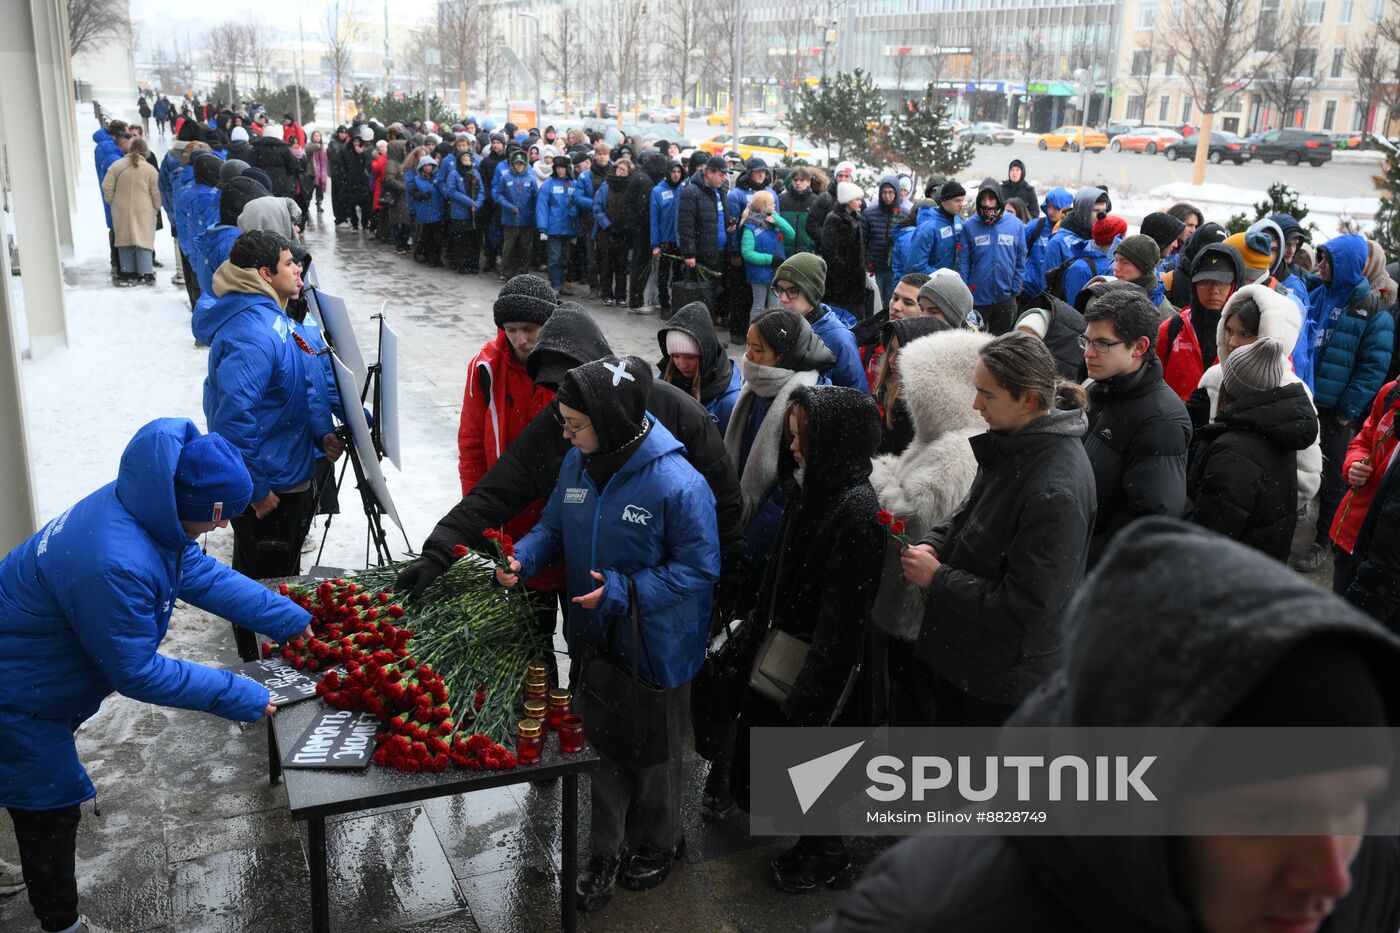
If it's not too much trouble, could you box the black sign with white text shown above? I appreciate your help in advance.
[228,658,321,707]
[281,709,381,770]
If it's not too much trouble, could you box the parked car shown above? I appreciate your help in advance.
[698,133,734,155]
[1330,131,1365,149]
[1109,125,1183,154]
[1037,125,1109,152]
[1250,128,1333,166]
[960,122,1016,145]
[1104,119,1142,139]
[1163,131,1250,164]
[742,109,778,128]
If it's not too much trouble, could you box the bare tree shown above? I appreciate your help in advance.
[1156,0,1275,184]
[438,0,480,115]
[962,24,998,122]
[205,22,252,101]
[924,21,948,87]
[659,3,707,135]
[767,2,818,110]
[592,0,647,128]
[246,20,269,91]
[323,0,363,126]
[400,23,438,96]
[1011,33,1046,129]
[1349,7,1400,136]
[890,46,913,101]
[1255,2,1319,129]
[68,0,127,58]
[548,2,585,117]
[1125,38,1155,124]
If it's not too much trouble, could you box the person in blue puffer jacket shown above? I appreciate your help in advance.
[443,150,486,274]
[1297,233,1398,574]
[494,149,540,279]
[173,153,223,306]
[1022,187,1073,298]
[649,160,686,317]
[908,179,965,275]
[0,418,311,933]
[957,178,1027,334]
[536,157,581,291]
[190,175,270,333]
[769,253,867,393]
[409,156,447,267]
[201,232,341,654]
[497,356,719,910]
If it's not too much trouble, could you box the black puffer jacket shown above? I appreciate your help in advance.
[860,175,903,270]
[1083,356,1192,567]
[822,207,867,318]
[422,304,744,577]
[623,154,664,245]
[915,406,1096,706]
[750,384,884,725]
[336,144,371,202]
[246,134,302,199]
[677,173,727,266]
[1000,159,1038,218]
[819,517,1400,933]
[655,301,738,407]
[1186,382,1318,560]
[806,189,837,252]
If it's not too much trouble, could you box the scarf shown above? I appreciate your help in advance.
[723,358,820,522]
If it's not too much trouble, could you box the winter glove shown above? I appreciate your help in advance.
[393,553,448,603]
[540,232,548,241]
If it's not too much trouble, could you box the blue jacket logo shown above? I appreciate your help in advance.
[621,504,652,525]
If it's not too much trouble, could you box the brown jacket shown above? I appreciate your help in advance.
[102,155,161,250]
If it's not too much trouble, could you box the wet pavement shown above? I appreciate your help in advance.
[2,201,886,932]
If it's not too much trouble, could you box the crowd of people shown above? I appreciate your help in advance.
[6,102,1400,933]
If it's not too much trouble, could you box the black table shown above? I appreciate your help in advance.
[268,698,598,933]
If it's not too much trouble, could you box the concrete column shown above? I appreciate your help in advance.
[0,104,40,550]
[29,0,74,257]
[55,0,82,194]
[0,0,71,353]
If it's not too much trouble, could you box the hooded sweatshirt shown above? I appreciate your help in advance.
[861,174,904,269]
[957,178,1027,307]
[1309,233,1395,417]
[236,195,295,239]
[174,154,225,259]
[1157,242,1245,400]
[817,516,1400,933]
[1000,159,1038,219]
[1043,186,1105,273]
[656,302,743,433]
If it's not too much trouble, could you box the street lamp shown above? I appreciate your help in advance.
[1073,66,1092,187]
[518,11,542,130]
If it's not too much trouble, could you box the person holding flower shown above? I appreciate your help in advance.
[0,419,313,933]
[494,356,720,913]
[731,384,885,894]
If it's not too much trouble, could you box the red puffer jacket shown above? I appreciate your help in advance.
[458,332,563,590]
[1332,381,1400,554]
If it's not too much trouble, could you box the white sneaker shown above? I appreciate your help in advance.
[0,856,23,895]
[171,269,184,286]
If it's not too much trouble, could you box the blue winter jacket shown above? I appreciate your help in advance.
[575,171,596,235]
[725,184,778,243]
[708,366,744,435]
[1021,213,1056,297]
[513,419,721,688]
[536,176,580,235]
[95,133,123,229]
[957,213,1027,306]
[909,207,962,274]
[594,182,613,230]
[650,178,683,247]
[159,149,184,223]
[408,173,446,224]
[174,173,221,259]
[201,286,335,500]
[1310,234,1397,418]
[191,223,241,308]
[1062,243,1115,308]
[290,313,346,424]
[494,168,539,227]
[443,165,486,221]
[809,304,868,394]
[0,418,309,810]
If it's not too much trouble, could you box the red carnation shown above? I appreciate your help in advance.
[451,544,469,558]
[876,509,894,526]
[891,519,906,535]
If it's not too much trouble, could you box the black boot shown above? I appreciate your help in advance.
[576,850,624,912]
[771,837,851,894]
[620,837,685,891]
[702,762,736,822]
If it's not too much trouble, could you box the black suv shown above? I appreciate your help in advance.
[1250,128,1333,166]
[1163,132,1250,165]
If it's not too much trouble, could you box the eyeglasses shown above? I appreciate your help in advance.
[771,285,804,300]
[553,411,592,436]
[1078,335,1128,353]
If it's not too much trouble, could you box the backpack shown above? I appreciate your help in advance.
[1161,312,1187,368]
[1044,254,1093,302]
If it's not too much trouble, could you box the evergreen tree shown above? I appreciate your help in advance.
[256,83,317,126]
[786,69,886,163]
[876,85,974,192]
[1372,149,1400,260]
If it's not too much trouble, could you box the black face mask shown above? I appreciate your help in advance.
[979,205,999,225]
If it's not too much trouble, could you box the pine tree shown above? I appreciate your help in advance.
[1372,149,1400,259]
[787,69,887,163]
[876,84,974,193]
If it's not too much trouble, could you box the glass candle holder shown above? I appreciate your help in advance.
[523,699,547,723]
[559,714,585,754]
[546,689,572,731]
[515,719,543,764]
[524,677,549,701]
[526,660,549,681]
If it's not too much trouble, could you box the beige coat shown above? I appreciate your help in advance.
[101,155,161,250]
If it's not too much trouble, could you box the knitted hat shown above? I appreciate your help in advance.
[754,310,805,361]
[833,160,856,178]
[241,167,274,192]
[1140,211,1187,252]
[554,356,653,454]
[218,158,249,185]
[1221,336,1285,401]
[664,330,701,357]
[772,253,828,307]
[174,433,253,523]
[1092,214,1128,248]
[1224,231,1273,281]
[493,274,557,329]
[230,126,249,143]
[836,182,863,206]
[417,155,436,172]
[571,150,591,165]
[937,180,966,203]
[1114,234,1161,278]
[917,268,974,329]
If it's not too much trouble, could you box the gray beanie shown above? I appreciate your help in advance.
[917,268,974,329]
[1221,336,1285,403]
[219,159,250,184]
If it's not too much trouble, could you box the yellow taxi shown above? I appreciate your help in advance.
[1037,125,1109,153]
[707,111,729,126]
[697,133,812,161]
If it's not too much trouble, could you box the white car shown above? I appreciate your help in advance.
[742,109,777,129]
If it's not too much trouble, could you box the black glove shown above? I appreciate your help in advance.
[393,554,447,603]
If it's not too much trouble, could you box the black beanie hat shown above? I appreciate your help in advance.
[554,355,653,454]
[493,274,557,329]
[937,180,966,202]
[219,176,271,226]
[754,310,805,362]
[241,167,274,193]
[1140,211,1187,252]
